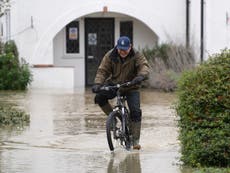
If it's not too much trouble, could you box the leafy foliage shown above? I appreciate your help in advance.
[192,167,230,173]
[0,40,32,90]
[176,49,230,167]
[4,40,19,58]
[0,105,30,126]
[182,167,230,173]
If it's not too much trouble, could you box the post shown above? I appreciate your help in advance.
[186,0,190,48]
[200,0,205,62]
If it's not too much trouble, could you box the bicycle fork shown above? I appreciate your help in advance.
[121,107,131,150]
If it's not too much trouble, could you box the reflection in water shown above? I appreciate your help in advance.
[107,152,141,173]
[0,88,186,173]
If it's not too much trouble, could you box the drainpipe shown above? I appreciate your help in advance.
[200,0,205,62]
[186,0,190,48]
[5,8,11,41]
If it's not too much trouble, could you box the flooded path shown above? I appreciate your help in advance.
[0,88,183,173]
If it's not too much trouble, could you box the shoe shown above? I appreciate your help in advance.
[130,121,141,150]
[133,144,141,150]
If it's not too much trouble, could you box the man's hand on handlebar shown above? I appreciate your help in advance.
[92,84,101,93]
[131,75,145,85]
[92,79,144,94]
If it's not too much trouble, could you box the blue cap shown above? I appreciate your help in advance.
[116,36,131,50]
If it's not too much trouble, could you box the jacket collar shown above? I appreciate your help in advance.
[109,46,135,63]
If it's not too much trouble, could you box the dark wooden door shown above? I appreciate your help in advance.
[85,18,114,85]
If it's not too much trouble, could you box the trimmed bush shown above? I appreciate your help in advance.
[0,41,32,90]
[192,167,230,173]
[175,49,230,167]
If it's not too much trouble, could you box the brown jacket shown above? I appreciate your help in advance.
[94,47,150,86]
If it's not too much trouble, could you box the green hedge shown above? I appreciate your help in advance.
[183,167,230,173]
[0,41,32,90]
[176,49,230,167]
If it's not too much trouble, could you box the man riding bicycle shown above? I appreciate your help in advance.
[92,36,150,150]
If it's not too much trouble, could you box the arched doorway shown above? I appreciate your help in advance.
[53,12,158,87]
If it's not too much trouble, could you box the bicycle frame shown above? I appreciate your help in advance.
[99,81,132,150]
[114,90,129,135]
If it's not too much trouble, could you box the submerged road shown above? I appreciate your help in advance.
[0,88,185,173]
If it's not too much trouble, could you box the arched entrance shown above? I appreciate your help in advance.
[32,2,160,87]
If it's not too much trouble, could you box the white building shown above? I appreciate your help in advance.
[1,0,230,88]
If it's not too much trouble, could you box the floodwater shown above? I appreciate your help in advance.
[0,88,190,173]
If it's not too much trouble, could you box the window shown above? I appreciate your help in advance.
[120,21,133,44]
[66,20,79,53]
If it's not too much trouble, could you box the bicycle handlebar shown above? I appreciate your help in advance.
[99,81,132,91]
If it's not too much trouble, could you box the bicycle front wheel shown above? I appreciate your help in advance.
[106,111,122,151]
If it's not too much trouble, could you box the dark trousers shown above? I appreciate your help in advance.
[94,90,142,122]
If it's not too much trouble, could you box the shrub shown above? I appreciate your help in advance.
[4,40,19,58]
[142,42,195,91]
[192,167,230,173]
[175,49,230,167]
[0,41,32,90]
[0,105,30,126]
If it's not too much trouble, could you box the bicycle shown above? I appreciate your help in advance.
[98,81,132,151]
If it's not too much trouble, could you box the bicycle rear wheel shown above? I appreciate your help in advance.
[106,111,122,151]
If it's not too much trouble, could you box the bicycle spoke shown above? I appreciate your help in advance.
[106,112,123,151]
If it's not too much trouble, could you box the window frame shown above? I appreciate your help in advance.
[65,20,80,54]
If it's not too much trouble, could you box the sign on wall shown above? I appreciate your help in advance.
[88,33,97,45]
[69,27,78,40]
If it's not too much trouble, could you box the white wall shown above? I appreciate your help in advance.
[189,0,230,61]
[53,28,85,87]
[30,67,74,89]
[8,0,230,65]
[10,0,185,66]
[53,31,85,87]
[206,0,230,57]
[9,0,230,88]
[133,18,158,49]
